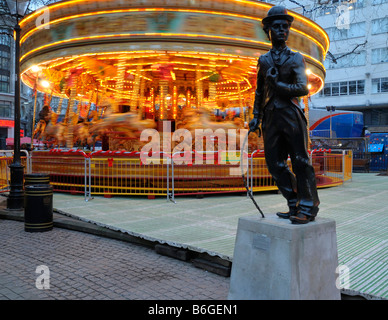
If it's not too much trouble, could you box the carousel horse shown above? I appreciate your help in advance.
[33,107,51,140]
[40,112,67,148]
[88,112,156,151]
[72,110,104,149]
[175,107,241,152]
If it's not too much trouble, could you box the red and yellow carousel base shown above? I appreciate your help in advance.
[29,149,352,197]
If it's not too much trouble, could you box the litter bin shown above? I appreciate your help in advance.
[24,184,53,232]
[24,173,50,186]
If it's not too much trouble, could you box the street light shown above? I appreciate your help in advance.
[6,0,30,210]
[326,105,336,139]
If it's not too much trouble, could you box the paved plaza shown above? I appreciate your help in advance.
[0,173,387,300]
[0,218,229,300]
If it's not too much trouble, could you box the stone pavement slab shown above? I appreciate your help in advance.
[0,219,229,300]
[52,173,388,300]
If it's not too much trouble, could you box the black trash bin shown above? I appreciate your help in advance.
[24,173,50,186]
[24,184,53,232]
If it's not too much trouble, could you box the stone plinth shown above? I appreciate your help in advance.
[228,215,341,300]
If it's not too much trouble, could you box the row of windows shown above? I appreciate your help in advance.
[0,33,12,95]
[325,22,365,41]
[317,0,388,17]
[317,0,365,16]
[325,18,388,41]
[325,47,388,69]
[320,80,365,97]
[0,41,11,94]
[0,33,11,47]
[319,78,388,97]
[325,51,366,69]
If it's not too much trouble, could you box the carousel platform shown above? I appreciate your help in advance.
[51,173,388,300]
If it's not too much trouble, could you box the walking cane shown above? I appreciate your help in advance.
[241,129,265,218]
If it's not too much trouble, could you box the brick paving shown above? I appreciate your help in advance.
[1,173,386,301]
[0,219,229,300]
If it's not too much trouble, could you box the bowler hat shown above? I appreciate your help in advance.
[262,6,294,25]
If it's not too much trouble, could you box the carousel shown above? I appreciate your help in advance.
[20,0,328,150]
[18,0,336,196]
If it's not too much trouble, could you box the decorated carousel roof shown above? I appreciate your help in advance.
[19,0,329,104]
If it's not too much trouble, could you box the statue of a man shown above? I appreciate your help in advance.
[249,6,320,224]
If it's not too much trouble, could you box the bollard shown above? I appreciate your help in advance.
[24,173,50,186]
[24,184,53,232]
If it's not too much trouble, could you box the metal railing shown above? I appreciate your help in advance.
[0,149,30,192]
[0,148,353,201]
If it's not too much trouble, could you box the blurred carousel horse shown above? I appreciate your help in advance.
[175,107,241,151]
[88,112,156,151]
[40,112,67,148]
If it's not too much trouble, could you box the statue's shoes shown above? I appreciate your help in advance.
[276,207,298,219]
[289,212,315,224]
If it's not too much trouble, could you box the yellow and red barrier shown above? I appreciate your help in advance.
[4,148,353,201]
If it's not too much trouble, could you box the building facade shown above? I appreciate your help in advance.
[0,0,36,149]
[269,0,388,133]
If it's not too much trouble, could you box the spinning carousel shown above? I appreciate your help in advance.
[20,0,328,152]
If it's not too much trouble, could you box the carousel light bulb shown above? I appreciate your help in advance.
[41,80,50,88]
[306,69,312,75]
[31,65,40,73]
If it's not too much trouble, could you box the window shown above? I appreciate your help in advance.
[372,78,388,93]
[325,51,366,69]
[372,48,388,64]
[325,22,366,41]
[320,80,365,97]
[0,101,11,118]
[340,81,348,95]
[373,0,388,5]
[357,80,365,94]
[331,82,339,95]
[0,32,11,94]
[0,74,9,93]
[0,32,11,47]
[372,17,388,35]
[318,0,365,16]
[349,81,357,95]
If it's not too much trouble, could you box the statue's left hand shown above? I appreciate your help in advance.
[266,67,278,87]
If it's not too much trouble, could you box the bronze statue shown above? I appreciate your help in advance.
[249,6,320,224]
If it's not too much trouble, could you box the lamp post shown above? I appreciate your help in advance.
[326,105,336,139]
[6,0,30,210]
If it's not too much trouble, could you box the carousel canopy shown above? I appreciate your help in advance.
[19,0,329,106]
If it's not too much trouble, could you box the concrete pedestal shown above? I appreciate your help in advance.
[228,215,341,300]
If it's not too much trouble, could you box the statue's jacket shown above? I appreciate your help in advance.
[253,48,309,124]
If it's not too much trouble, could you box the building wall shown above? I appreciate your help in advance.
[0,20,35,145]
[268,0,388,133]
